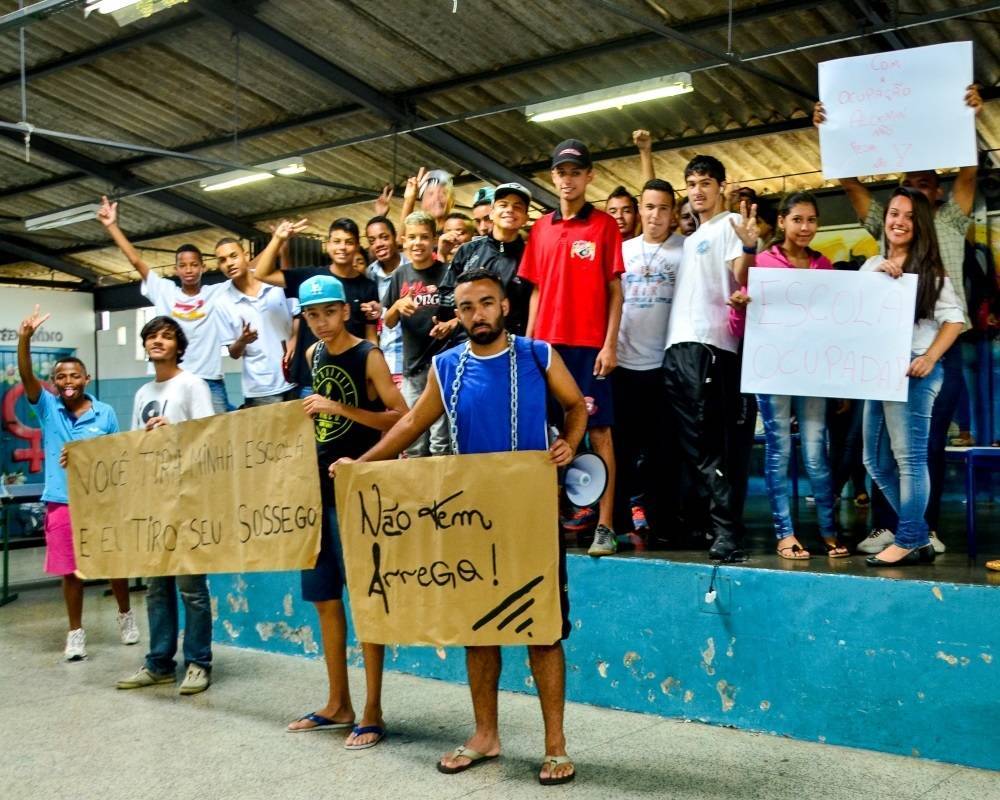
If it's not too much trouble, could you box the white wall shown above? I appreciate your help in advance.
[0,287,95,369]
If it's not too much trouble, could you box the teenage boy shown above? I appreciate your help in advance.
[289,274,406,748]
[438,212,476,263]
[117,316,215,695]
[613,179,684,547]
[334,270,586,785]
[18,305,136,660]
[214,236,297,406]
[448,183,533,336]
[97,196,231,414]
[815,85,982,556]
[606,186,639,240]
[384,210,454,456]
[519,139,624,557]
[364,215,409,385]
[663,155,759,562]
[471,186,495,237]
[255,218,379,394]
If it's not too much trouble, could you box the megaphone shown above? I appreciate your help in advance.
[562,452,607,508]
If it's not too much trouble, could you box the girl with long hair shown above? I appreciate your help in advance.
[862,187,964,566]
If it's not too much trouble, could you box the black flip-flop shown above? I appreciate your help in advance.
[538,755,575,786]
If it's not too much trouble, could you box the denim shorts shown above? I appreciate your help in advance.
[301,505,345,603]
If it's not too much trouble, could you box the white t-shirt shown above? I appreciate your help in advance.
[617,233,683,370]
[131,371,214,430]
[217,281,296,398]
[141,271,226,381]
[666,211,744,354]
[860,256,965,355]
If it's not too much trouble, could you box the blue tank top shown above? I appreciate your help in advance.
[432,336,550,455]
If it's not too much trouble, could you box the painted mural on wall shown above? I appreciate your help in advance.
[1,346,75,538]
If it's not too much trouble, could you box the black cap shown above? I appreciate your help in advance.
[551,139,591,169]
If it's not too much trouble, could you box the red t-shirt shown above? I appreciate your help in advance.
[518,203,625,348]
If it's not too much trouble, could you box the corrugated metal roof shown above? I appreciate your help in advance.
[1,0,997,283]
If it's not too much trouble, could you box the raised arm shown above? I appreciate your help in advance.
[633,129,655,184]
[97,196,151,281]
[254,218,309,287]
[952,84,984,215]
[729,200,759,286]
[398,167,424,233]
[17,304,49,403]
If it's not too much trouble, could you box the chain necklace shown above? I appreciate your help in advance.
[639,237,667,276]
[447,332,518,454]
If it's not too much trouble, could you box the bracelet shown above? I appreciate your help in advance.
[742,245,756,254]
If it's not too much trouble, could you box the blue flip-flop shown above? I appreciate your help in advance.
[287,712,354,733]
[344,724,386,750]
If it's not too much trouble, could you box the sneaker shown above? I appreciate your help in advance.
[179,664,211,695]
[64,628,86,661]
[857,528,894,554]
[117,609,140,645]
[561,505,596,532]
[588,525,617,557]
[929,530,946,555]
[117,666,175,690]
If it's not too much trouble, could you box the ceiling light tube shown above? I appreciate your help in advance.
[525,73,693,123]
[24,203,101,231]
[199,157,306,193]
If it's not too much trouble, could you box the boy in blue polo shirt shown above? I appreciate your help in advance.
[18,304,138,661]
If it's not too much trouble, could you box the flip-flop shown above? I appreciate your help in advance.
[986,559,1000,572]
[287,712,354,733]
[538,754,575,786]
[344,724,386,750]
[436,745,499,774]
[819,537,851,559]
[777,542,810,560]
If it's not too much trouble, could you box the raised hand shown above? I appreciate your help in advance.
[375,184,393,216]
[966,84,983,115]
[273,218,309,241]
[404,167,427,202]
[812,101,826,126]
[97,195,118,228]
[237,320,258,345]
[632,129,652,151]
[19,304,51,339]
[730,200,759,249]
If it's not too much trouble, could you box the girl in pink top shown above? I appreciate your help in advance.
[736,192,848,560]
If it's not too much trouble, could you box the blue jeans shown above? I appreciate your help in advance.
[145,574,213,674]
[863,360,943,549]
[757,394,836,540]
[205,378,231,414]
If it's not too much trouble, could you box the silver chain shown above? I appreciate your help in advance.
[447,332,518,454]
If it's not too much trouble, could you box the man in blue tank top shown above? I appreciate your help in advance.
[334,269,587,786]
[291,274,407,751]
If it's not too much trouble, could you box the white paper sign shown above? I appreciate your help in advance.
[818,42,975,179]
[740,269,917,402]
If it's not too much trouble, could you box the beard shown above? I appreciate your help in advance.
[468,322,505,344]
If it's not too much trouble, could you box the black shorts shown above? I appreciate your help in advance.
[553,345,614,428]
[557,533,571,641]
[300,505,345,603]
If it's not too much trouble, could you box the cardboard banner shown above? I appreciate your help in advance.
[66,402,321,578]
[818,42,976,179]
[740,268,918,402]
[335,451,562,646]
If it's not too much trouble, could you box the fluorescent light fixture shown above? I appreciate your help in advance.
[24,203,101,232]
[85,0,142,13]
[97,311,110,332]
[199,157,307,193]
[84,0,189,26]
[525,73,693,123]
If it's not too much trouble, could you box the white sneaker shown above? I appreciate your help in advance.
[117,609,140,645]
[929,531,946,555]
[64,628,86,661]
[857,528,894,554]
[178,664,210,695]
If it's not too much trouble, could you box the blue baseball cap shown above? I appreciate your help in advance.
[472,186,494,208]
[298,274,346,307]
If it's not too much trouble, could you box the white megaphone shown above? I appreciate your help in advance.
[562,452,607,508]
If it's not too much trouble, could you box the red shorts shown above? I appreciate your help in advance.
[43,502,77,576]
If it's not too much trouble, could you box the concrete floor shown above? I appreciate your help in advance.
[1,585,995,800]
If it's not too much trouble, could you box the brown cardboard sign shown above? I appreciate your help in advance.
[335,451,562,646]
[65,402,321,578]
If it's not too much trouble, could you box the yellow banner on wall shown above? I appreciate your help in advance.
[66,402,321,579]
[335,451,562,646]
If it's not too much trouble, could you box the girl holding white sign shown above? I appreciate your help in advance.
[741,192,848,560]
[861,188,964,567]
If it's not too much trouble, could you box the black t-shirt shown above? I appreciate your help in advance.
[447,234,532,335]
[283,267,378,388]
[310,339,384,504]
[383,260,453,376]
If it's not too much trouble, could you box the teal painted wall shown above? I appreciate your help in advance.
[210,556,1000,771]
